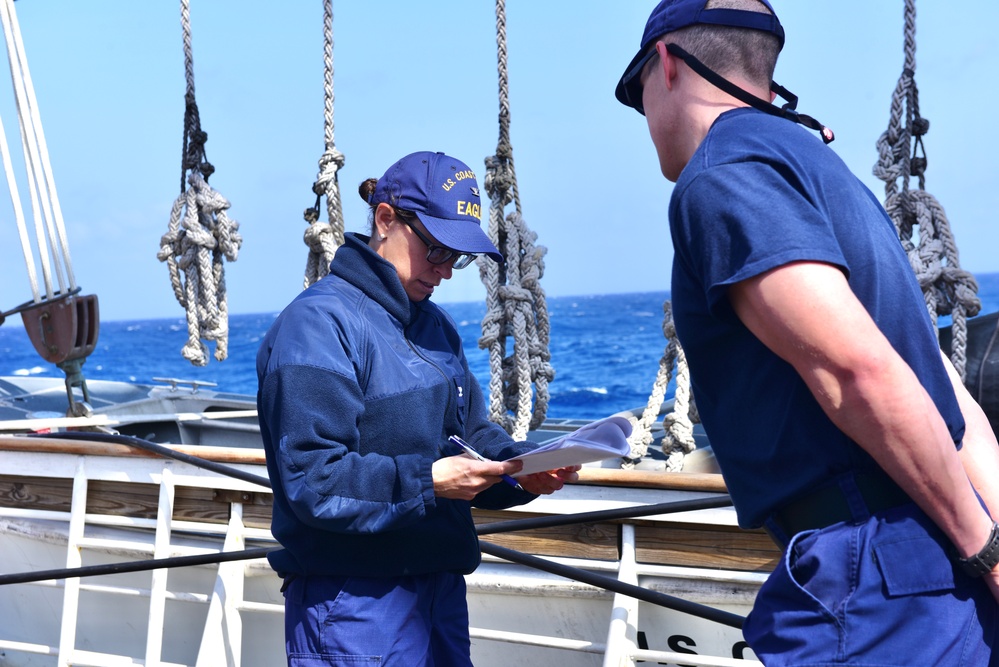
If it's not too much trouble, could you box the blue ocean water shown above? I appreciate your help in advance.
[3,274,999,421]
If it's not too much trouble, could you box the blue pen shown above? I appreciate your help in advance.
[448,435,525,491]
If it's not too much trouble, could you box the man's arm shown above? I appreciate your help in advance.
[940,350,999,515]
[728,260,999,598]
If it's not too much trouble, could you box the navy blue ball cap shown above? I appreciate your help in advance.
[370,151,502,263]
[615,0,785,112]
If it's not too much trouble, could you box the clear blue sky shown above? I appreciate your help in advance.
[0,1,996,323]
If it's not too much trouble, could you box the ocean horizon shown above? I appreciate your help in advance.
[3,275,999,421]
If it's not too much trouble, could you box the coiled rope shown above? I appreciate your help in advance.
[302,0,346,289]
[158,0,242,367]
[872,0,979,378]
[626,301,698,471]
[479,0,554,440]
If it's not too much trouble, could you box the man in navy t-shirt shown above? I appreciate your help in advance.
[616,0,999,664]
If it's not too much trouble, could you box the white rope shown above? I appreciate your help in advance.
[302,0,345,289]
[158,0,242,366]
[0,54,38,303]
[872,0,979,378]
[0,0,74,304]
[626,301,698,471]
[479,0,553,440]
[159,170,241,366]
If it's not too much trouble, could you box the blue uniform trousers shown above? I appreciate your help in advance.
[282,572,472,667]
[746,501,998,666]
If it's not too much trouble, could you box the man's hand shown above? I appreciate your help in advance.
[986,568,999,603]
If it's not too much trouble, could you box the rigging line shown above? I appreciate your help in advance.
[872,0,980,379]
[1,497,734,591]
[479,541,746,630]
[0,501,738,585]
[1,0,75,291]
[19,431,272,489]
[0,0,53,301]
[0,546,278,587]
[157,0,242,366]
[179,0,202,187]
[0,77,38,302]
[628,302,699,471]
[475,495,733,535]
[480,0,554,439]
[302,0,344,288]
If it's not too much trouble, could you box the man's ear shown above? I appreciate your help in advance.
[658,41,678,91]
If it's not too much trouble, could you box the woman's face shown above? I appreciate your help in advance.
[372,204,454,301]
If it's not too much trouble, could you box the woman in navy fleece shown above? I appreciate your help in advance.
[256,151,578,666]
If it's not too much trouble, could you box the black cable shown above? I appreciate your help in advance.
[476,495,733,535]
[0,546,277,587]
[21,431,272,489]
[479,541,746,629]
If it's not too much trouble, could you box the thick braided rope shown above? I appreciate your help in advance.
[872,0,979,377]
[158,171,241,366]
[478,0,553,440]
[303,0,345,289]
[626,301,697,471]
[157,0,242,366]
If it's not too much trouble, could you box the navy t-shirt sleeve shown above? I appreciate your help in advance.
[672,159,849,314]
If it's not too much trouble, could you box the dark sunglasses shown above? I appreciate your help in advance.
[620,45,662,116]
[402,219,478,270]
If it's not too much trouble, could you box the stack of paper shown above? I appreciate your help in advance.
[508,415,633,476]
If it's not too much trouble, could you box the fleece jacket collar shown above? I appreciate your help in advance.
[331,233,423,326]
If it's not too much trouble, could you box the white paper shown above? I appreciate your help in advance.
[507,415,633,477]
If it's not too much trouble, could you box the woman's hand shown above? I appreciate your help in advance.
[432,455,525,500]
[517,465,581,495]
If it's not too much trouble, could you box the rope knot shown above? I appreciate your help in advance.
[198,161,215,180]
[160,168,241,366]
[303,149,345,287]
[874,12,981,380]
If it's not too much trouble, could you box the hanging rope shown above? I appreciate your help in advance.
[626,301,698,471]
[872,0,979,378]
[479,0,554,441]
[0,0,76,306]
[302,0,346,289]
[157,0,242,367]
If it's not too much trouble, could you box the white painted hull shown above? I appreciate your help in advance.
[0,522,285,666]
[0,378,768,666]
[0,519,762,667]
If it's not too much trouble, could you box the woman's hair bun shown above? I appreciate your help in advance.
[358,178,378,203]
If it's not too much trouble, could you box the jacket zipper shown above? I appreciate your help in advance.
[403,321,457,455]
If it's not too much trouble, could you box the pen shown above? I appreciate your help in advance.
[448,435,525,491]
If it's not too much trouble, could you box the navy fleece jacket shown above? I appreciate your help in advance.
[256,233,536,578]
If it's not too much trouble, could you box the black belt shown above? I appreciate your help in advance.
[765,471,913,549]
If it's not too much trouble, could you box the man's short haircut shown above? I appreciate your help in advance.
[666,0,780,89]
